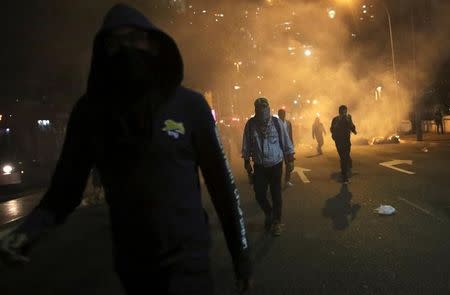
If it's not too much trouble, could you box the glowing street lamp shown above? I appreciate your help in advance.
[234,61,242,72]
[304,49,312,57]
[328,8,336,19]
[375,86,382,101]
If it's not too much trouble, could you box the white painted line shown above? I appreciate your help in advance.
[399,197,432,215]
[398,197,445,223]
[293,167,311,183]
[379,160,415,175]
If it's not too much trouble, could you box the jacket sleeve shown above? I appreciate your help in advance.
[349,116,357,134]
[288,121,294,145]
[241,121,251,161]
[37,98,95,224]
[192,95,252,280]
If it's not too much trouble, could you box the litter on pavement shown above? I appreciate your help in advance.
[374,205,396,215]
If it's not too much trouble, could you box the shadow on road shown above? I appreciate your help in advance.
[330,172,342,183]
[305,153,322,158]
[251,232,276,266]
[330,171,359,183]
[322,184,361,230]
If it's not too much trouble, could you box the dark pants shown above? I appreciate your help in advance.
[116,257,213,295]
[436,121,444,134]
[316,135,324,154]
[336,143,352,179]
[254,162,283,222]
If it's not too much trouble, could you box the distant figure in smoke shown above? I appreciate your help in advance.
[278,109,294,188]
[0,4,252,294]
[434,108,444,134]
[312,117,326,155]
[242,98,295,236]
[330,105,357,184]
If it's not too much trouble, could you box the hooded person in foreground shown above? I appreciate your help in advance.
[0,4,252,294]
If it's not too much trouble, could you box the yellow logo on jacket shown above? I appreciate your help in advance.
[162,120,185,139]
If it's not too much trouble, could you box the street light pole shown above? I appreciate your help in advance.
[410,4,422,141]
[381,2,399,102]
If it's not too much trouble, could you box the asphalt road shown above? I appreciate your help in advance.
[208,140,450,294]
[0,140,449,294]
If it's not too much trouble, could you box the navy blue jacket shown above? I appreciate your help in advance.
[330,115,357,145]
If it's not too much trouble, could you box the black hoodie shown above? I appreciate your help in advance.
[34,4,251,279]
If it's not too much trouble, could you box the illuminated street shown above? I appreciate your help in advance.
[1,139,449,294]
[0,190,42,227]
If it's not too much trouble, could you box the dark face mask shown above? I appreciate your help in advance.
[106,47,159,96]
[255,106,271,123]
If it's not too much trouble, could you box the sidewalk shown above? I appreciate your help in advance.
[401,132,450,144]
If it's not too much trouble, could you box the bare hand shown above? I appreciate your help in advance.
[244,161,253,174]
[286,161,295,173]
[0,232,31,265]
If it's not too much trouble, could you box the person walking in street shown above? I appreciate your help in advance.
[278,109,294,188]
[242,98,295,236]
[312,117,326,155]
[0,4,252,294]
[434,108,444,134]
[330,105,357,184]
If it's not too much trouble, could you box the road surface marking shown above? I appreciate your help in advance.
[294,167,311,183]
[379,160,415,175]
[398,197,445,223]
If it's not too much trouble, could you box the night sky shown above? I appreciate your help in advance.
[0,0,448,109]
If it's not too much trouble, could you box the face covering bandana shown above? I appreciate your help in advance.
[106,47,159,97]
[255,106,271,124]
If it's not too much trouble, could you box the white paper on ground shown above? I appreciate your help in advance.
[374,205,396,215]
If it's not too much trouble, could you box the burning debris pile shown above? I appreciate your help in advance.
[354,134,401,145]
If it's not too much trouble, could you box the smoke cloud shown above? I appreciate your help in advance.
[1,0,448,144]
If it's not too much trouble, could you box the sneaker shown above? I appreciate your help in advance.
[285,181,294,188]
[347,168,353,178]
[272,222,283,236]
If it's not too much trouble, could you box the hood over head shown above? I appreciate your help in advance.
[86,4,184,98]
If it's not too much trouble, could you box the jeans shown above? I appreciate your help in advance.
[253,162,283,222]
[336,143,352,180]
